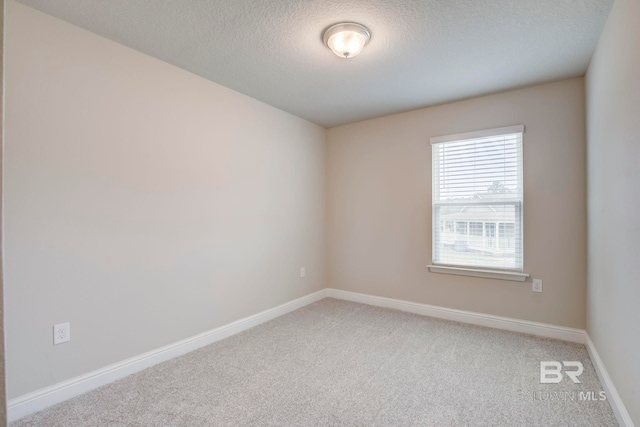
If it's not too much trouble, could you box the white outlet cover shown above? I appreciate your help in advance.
[532,279,543,293]
[300,267,305,278]
[53,322,71,345]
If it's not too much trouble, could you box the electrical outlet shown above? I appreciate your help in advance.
[300,267,306,278]
[532,279,543,293]
[53,322,70,345]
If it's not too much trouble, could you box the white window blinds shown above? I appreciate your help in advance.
[431,125,524,271]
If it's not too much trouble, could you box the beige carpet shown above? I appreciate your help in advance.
[11,298,617,426]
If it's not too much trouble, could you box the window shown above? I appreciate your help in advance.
[455,221,467,235]
[430,125,524,274]
[469,222,483,237]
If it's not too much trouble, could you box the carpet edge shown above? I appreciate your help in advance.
[326,289,586,343]
[585,334,635,427]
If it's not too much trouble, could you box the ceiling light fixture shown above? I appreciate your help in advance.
[322,22,371,59]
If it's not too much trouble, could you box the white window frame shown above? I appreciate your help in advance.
[427,125,529,282]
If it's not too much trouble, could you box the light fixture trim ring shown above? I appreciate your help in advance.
[322,22,371,58]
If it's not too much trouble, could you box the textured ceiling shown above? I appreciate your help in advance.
[17,0,613,127]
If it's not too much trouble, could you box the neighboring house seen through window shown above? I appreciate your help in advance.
[431,125,524,272]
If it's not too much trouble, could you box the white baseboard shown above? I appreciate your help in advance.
[326,288,586,343]
[7,289,329,423]
[585,334,635,427]
[11,288,632,427]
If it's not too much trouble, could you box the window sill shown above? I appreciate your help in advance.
[427,265,529,282]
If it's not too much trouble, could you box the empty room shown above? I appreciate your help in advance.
[2,0,638,425]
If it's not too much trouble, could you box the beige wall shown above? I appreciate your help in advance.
[1,0,6,424]
[4,2,326,399]
[586,0,640,424]
[327,78,587,328]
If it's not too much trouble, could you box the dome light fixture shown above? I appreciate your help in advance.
[322,22,371,59]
